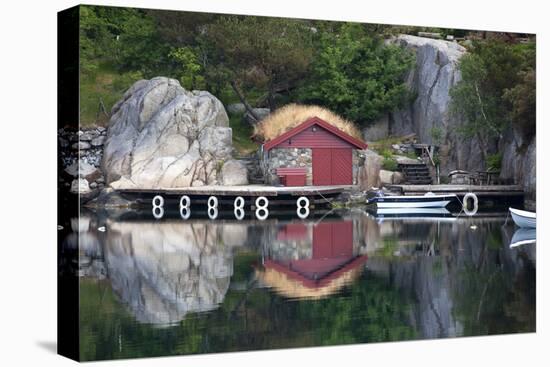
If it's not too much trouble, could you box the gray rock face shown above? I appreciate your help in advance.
[91,136,106,147]
[379,170,394,185]
[221,159,249,186]
[227,103,246,115]
[244,108,270,125]
[73,141,91,150]
[102,77,232,189]
[499,129,536,199]
[383,35,535,195]
[358,149,383,190]
[363,114,390,142]
[70,178,91,194]
[385,35,485,176]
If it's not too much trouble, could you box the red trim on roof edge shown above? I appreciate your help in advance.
[263,116,368,151]
[263,255,368,289]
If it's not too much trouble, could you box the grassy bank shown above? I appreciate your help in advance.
[229,115,259,155]
[79,64,143,127]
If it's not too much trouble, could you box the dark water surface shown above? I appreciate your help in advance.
[61,208,535,361]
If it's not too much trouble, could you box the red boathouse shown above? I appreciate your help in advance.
[261,117,367,186]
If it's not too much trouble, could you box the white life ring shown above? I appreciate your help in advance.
[255,208,269,221]
[152,195,164,208]
[255,196,269,210]
[179,195,191,208]
[296,196,310,209]
[463,192,479,216]
[207,196,218,209]
[234,196,245,210]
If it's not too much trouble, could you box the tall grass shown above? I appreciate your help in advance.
[253,104,363,142]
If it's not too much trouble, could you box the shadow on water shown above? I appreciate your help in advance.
[60,207,536,361]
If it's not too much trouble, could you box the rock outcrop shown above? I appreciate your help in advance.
[367,35,535,200]
[499,129,536,204]
[358,149,383,190]
[221,159,248,186]
[102,77,243,189]
[385,35,488,175]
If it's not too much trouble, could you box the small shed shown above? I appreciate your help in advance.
[261,116,368,186]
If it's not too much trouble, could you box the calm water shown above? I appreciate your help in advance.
[60,208,536,361]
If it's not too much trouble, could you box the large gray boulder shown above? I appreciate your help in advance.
[102,77,232,189]
[221,159,249,186]
[243,108,270,125]
[358,149,383,190]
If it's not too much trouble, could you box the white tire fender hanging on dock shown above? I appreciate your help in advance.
[463,192,479,216]
[296,196,310,219]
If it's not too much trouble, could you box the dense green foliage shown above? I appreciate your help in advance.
[450,39,536,161]
[78,5,415,129]
[298,23,414,125]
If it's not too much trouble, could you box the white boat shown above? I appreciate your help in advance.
[509,207,536,228]
[510,227,536,248]
[370,207,457,222]
[366,192,456,208]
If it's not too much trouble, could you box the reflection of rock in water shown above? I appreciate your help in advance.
[103,221,247,325]
[361,215,536,339]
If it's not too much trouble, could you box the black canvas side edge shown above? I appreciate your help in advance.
[57,4,80,362]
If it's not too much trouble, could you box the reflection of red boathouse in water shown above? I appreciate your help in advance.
[258,220,368,299]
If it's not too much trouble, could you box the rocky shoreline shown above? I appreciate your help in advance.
[58,126,107,201]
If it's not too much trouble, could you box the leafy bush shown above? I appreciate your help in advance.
[486,152,502,171]
[382,157,398,171]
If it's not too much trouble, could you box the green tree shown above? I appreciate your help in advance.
[168,47,206,90]
[450,40,536,162]
[298,23,414,125]
[202,16,315,119]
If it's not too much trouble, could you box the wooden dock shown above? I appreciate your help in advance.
[118,184,356,208]
[387,184,524,198]
[120,184,355,197]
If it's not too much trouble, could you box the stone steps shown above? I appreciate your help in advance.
[398,163,432,185]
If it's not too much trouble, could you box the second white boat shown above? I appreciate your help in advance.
[366,192,456,208]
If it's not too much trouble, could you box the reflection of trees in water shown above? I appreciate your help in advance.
[361,216,536,339]
[75,213,535,360]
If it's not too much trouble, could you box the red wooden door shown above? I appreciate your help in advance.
[331,148,352,185]
[312,148,332,185]
[313,148,352,185]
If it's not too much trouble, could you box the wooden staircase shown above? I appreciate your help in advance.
[398,162,432,185]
